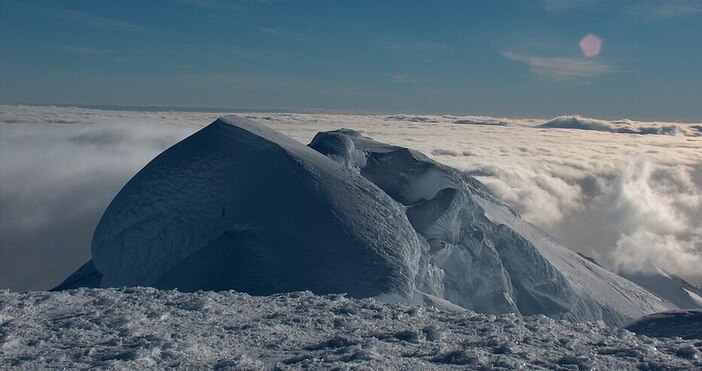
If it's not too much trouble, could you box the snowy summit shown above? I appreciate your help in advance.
[56,117,673,327]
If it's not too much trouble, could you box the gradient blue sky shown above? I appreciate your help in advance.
[1,0,701,120]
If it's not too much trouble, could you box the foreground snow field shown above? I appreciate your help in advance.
[0,288,700,370]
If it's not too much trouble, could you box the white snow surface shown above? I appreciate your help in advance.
[1,288,700,370]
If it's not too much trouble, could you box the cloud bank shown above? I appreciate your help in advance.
[541,115,689,136]
[1,106,701,290]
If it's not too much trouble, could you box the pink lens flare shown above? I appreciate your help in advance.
[580,34,602,57]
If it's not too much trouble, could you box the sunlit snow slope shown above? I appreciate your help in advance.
[57,117,672,326]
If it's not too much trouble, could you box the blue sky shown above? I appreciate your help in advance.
[1,0,701,120]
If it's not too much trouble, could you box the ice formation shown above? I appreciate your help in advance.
[56,117,673,325]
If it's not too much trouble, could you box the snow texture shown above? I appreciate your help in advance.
[1,288,700,370]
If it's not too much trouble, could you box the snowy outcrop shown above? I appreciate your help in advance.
[57,118,673,326]
[310,129,673,325]
[64,117,430,300]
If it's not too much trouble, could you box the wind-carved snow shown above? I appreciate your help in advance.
[85,117,427,300]
[540,115,688,136]
[1,288,700,370]
[58,117,672,326]
[309,129,672,325]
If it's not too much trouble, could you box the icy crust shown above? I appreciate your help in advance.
[90,117,424,299]
[1,288,700,370]
[310,129,672,325]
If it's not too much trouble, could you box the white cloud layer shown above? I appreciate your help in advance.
[1,105,701,290]
[542,115,691,136]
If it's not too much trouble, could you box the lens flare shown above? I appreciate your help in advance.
[580,34,602,57]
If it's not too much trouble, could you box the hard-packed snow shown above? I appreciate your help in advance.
[1,288,700,370]
[58,117,672,327]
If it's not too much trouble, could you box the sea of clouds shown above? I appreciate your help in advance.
[1,105,700,291]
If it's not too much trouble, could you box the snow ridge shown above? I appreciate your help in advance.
[86,117,427,299]
[309,129,673,325]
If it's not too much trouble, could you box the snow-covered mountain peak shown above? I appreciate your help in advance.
[87,116,426,299]
[309,128,673,325]
[56,118,674,326]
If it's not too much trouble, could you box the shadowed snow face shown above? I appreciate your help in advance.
[1,106,701,290]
